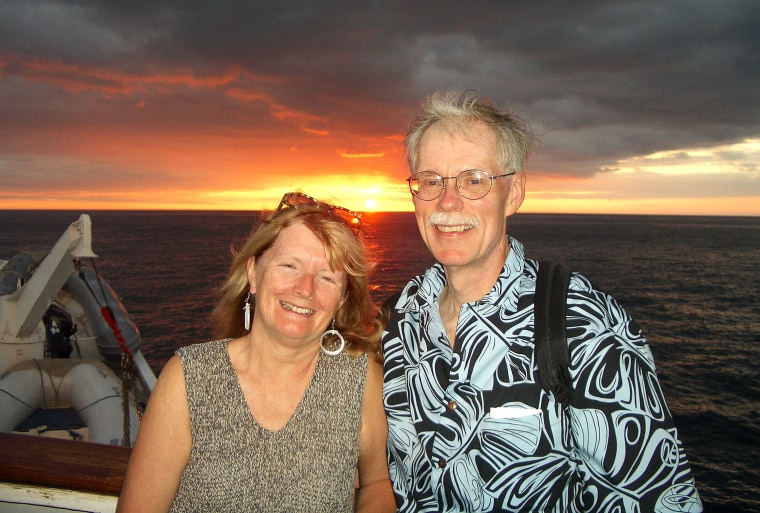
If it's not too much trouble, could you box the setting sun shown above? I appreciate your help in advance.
[364,198,378,210]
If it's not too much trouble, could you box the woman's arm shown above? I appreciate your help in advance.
[355,357,396,512]
[116,355,192,513]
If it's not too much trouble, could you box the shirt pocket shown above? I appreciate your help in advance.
[479,403,544,456]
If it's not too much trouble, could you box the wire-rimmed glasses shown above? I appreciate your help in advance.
[276,192,362,234]
[407,169,515,201]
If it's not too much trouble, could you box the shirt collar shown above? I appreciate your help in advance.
[400,237,527,314]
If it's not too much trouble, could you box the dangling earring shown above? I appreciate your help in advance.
[243,292,253,331]
[320,319,345,356]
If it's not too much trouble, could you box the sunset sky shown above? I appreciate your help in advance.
[1,1,758,215]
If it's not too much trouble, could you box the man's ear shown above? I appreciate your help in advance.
[505,172,526,217]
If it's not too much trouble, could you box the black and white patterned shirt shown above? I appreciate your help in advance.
[382,237,702,513]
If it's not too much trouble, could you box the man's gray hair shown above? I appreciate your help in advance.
[405,90,533,174]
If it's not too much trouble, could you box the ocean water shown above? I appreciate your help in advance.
[1,210,758,511]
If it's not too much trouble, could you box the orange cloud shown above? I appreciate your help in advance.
[2,54,239,95]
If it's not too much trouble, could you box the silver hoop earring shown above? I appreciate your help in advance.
[243,292,253,331]
[320,320,345,356]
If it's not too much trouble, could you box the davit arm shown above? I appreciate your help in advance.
[0,214,97,341]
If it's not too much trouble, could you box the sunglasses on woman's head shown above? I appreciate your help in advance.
[276,192,362,234]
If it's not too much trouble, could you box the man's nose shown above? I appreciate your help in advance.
[438,176,463,206]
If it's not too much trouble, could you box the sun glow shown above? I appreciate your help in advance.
[197,178,412,212]
[2,135,757,214]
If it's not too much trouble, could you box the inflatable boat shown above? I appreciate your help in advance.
[0,214,157,511]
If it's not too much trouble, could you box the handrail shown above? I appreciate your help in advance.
[0,431,131,495]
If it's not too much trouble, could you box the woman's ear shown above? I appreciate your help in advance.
[332,288,348,323]
[246,256,257,294]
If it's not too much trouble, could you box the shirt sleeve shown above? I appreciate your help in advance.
[564,274,703,512]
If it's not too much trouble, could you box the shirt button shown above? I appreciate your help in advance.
[447,400,458,410]
[437,458,447,468]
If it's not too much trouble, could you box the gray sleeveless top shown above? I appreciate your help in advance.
[169,339,368,513]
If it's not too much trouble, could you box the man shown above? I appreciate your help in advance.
[382,90,702,512]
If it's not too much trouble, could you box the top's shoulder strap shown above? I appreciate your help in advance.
[534,260,572,409]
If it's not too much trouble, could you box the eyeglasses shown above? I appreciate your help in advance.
[276,192,362,234]
[407,169,515,201]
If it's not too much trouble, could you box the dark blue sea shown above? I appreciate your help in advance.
[1,210,758,511]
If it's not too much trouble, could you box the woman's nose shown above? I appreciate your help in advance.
[293,273,315,297]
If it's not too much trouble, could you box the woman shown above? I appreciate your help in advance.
[117,192,395,512]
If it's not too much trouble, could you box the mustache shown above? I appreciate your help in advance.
[427,211,480,228]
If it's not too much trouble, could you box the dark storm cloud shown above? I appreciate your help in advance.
[1,0,759,180]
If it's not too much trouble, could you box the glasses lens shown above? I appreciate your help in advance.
[278,192,317,211]
[458,170,493,200]
[409,172,443,200]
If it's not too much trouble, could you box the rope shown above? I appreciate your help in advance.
[78,258,137,447]
[0,388,37,411]
[33,359,48,409]
[120,352,136,447]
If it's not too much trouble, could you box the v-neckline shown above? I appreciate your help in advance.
[223,340,321,434]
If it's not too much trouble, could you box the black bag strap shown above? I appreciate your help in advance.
[534,261,572,409]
